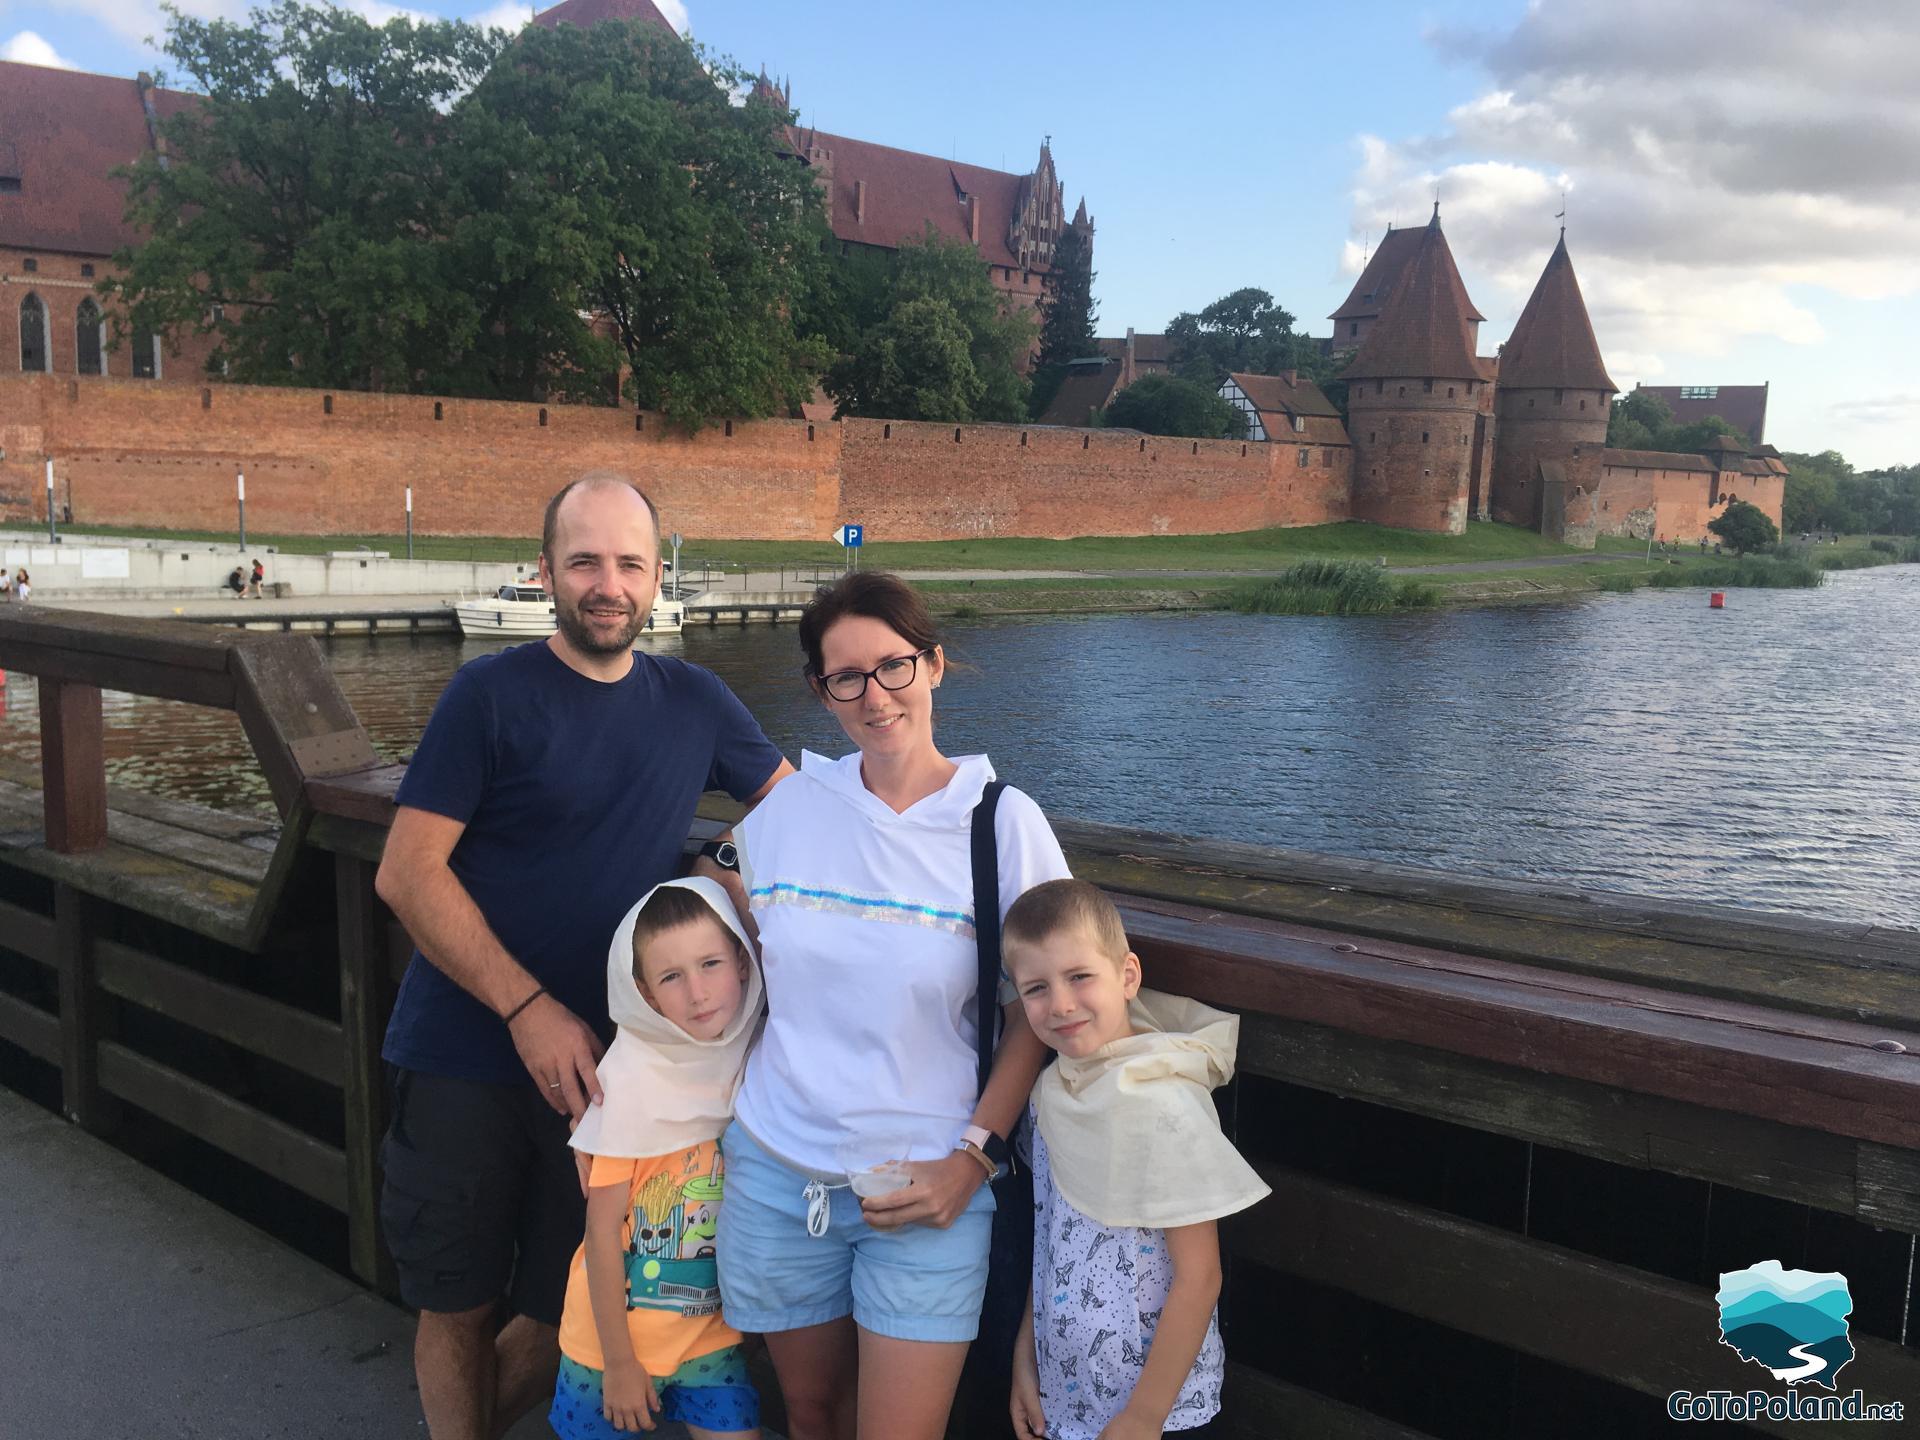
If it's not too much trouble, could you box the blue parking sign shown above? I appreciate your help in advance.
[835,523,864,548]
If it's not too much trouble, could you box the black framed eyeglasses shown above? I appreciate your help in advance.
[818,649,934,702]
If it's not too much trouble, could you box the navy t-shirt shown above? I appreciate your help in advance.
[382,642,784,1084]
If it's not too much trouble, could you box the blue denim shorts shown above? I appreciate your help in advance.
[715,1120,994,1343]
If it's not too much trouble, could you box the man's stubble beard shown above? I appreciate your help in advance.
[553,590,645,655]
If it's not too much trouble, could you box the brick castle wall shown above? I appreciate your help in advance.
[0,374,1351,543]
[1490,387,1611,528]
[3,248,221,384]
[1347,381,1480,535]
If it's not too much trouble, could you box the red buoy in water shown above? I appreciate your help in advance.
[1709,591,1726,609]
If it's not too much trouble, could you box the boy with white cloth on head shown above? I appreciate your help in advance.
[1003,879,1270,1440]
[549,878,764,1440]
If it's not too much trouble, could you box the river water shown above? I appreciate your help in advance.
[3,567,1916,927]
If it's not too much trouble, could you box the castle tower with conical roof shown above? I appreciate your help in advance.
[1489,233,1616,530]
[1341,208,1490,534]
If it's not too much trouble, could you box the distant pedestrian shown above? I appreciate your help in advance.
[14,570,29,603]
[227,567,246,599]
[247,558,265,599]
[0,571,11,602]
[1699,535,1708,554]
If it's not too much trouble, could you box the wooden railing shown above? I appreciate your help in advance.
[1,606,1917,1436]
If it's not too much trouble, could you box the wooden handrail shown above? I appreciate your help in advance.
[0,607,383,951]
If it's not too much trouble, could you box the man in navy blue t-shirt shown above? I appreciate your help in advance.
[375,474,791,1438]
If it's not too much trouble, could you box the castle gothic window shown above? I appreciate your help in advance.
[1423,379,1433,393]
[75,298,104,375]
[1447,387,1455,398]
[1297,448,1309,468]
[132,325,159,380]
[1422,431,1430,443]
[19,293,49,372]
[22,257,37,273]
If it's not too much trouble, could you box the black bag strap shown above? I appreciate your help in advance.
[970,780,1008,1098]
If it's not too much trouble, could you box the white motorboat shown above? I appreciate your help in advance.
[454,584,686,639]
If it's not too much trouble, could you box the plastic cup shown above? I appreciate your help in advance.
[838,1135,915,1198]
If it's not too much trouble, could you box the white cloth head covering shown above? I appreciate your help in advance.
[569,876,764,1160]
[1033,988,1270,1230]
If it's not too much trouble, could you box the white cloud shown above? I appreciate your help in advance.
[1348,0,1920,393]
[466,0,535,34]
[1,29,78,67]
[655,0,688,35]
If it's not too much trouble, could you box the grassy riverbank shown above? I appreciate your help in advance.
[61,519,1582,572]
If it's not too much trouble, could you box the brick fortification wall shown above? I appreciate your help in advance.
[0,375,842,543]
[838,420,1348,540]
[1491,387,1611,529]
[1346,380,1479,535]
[0,375,1349,542]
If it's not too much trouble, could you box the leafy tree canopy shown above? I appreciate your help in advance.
[109,2,831,427]
[1607,390,1749,453]
[466,21,831,426]
[108,1,509,393]
[1102,373,1247,440]
[824,227,1033,422]
[1708,498,1780,554]
[1166,287,1317,390]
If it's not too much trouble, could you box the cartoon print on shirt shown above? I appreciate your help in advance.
[677,1154,725,1260]
[631,1171,683,1260]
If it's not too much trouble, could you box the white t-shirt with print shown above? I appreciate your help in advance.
[733,750,1070,1173]
[1030,1109,1225,1439]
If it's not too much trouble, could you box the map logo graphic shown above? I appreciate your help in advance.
[1717,1260,1854,1391]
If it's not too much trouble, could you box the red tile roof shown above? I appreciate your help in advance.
[532,0,677,32]
[1331,224,1484,323]
[1339,218,1485,382]
[1035,360,1122,426]
[1096,333,1173,365]
[0,61,183,256]
[1497,235,1616,393]
[800,130,1040,271]
[1635,383,1770,444]
[1602,448,1712,472]
[1226,371,1342,421]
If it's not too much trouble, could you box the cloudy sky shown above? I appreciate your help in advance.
[4,0,1914,467]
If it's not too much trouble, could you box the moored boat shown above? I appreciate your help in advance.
[453,584,685,638]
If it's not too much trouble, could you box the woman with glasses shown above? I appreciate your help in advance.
[718,572,1069,1440]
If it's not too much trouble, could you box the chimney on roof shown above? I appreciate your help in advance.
[967,194,980,245]
[854,179,867,224]
[136,72,170,169]
[1282,369,1297,386]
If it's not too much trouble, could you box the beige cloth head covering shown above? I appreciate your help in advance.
[569,877,764,1161]
[1033,988,1270,1230]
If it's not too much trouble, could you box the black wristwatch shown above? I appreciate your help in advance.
[697,839,739,873]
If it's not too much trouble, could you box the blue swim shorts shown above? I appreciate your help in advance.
[714,1119,995,1344]
[549,1345,759,1438]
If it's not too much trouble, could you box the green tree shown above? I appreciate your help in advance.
[469,21,832,426]
[1035,224,1096,370]
[1102,373,1246,439]
[107,1,508,392]
[1166,287,1316,389]
[825,227,1033,421]
[1709,499,1780,554]
[1608,391,1749,452]
[828,296,982,422]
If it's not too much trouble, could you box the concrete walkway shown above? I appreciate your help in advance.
[0,1087,655,1439]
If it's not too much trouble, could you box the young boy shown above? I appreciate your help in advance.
[550,878,764,1440]
[1003,879,1269,1440]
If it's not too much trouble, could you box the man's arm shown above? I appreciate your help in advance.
[687,757,795,911]
[375,805,603,1118]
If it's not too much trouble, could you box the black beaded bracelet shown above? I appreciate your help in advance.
[502,985,547,1026]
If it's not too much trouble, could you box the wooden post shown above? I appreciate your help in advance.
[55,882,117,1131]
[39,677,107,853]
[336,852,396,1293]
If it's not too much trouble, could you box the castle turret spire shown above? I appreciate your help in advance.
[1498,233,1616,393]
[1339,218,1483,382]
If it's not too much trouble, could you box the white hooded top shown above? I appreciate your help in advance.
[568,876,764,1161]
[1034,989,1270,1230]
[733,749,1070,1173]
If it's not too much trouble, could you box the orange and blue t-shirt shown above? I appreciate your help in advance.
[557,1139,741,1376]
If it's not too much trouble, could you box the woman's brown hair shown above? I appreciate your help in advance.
[797,572,943,681]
